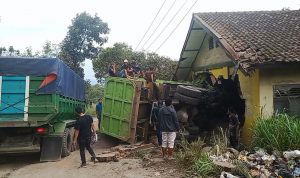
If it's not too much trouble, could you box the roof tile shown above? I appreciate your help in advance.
[195,10,300,72]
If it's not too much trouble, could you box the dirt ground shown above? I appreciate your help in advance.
[0,134,183,178]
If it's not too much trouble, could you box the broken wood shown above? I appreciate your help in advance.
[96,152,119,162]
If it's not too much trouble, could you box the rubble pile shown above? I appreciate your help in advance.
[208,147,300,178]
[95,143,154,162]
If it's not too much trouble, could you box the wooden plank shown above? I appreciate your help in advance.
[128,81,142,144]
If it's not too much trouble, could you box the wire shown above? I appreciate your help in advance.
[140,0,178,50]
[134,0,167,50]
[155,0,199,53]
[145,0,188,51]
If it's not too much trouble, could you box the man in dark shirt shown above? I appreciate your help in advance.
[228,107,240,149]
[118,59,133,78]
[158,99,180,159]
[73,107,97,167]
[151,101,164,146]
[108,62,117,77]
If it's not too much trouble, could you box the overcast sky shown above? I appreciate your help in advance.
[0,0,299,84]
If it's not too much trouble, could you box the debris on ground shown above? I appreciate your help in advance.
[211,148,300,178]
[95,143,155,162]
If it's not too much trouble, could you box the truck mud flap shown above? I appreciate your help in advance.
[40,136,63,162]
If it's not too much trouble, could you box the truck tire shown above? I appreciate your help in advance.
[69,127,76,152]
[174,93,200,105]
[187,126,200,135]
[61,128,72,157]
[176,85,208,99]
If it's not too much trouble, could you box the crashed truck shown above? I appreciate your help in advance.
[0,57,85,161]
[100,72,245,143]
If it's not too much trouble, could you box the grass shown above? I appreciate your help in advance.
[251,113,300,151]
[176,138,205,168]
[211,127,229,155]
[192,153,221,177]
[176,137,221,177]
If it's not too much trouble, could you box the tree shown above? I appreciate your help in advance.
[23,46,33,57]
[92,43,134,79]
[8,46,14,54]
[86,84,104,103]
[93,42,177,81]
[59,12,110,78]
[3,46,20,56]
[41,41,59,57]
[0,47,6,56]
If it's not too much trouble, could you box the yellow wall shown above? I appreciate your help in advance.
[210,67,229,79]
[260,66,300,117]
[238,70,260,145]
[193,35,231,69]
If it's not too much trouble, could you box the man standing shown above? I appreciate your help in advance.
[158,99,180,159]
[228,107,240,149]
[151,101,164,146]
[96,98,103,131]
[73,107,97,167]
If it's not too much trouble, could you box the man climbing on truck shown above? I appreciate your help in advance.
[144,67,159,101]
[73,107,98,167]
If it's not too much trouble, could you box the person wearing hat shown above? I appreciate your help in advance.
[118,59,133,78]
[121,59,129,70]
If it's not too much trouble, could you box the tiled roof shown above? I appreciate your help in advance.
[195,10,300,72]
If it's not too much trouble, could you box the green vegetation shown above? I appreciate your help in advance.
[92,43,177,81]
[86,83,104,103]
[192,153,221,177]
[59,12,109,77]
[176,138,221,177]
[251,113,300,151]
[176,138,205,168]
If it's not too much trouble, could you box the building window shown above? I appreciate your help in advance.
[208,36,214,50]
[273,84,300,117]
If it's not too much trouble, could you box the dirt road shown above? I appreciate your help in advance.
[0,134,182,178]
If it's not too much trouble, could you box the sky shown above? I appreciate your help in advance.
[0,0,299,84]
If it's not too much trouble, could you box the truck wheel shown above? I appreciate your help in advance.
[175,93,200,105]
[177,85,208,99]
[69,128,76,152]
[62,128,72,157]
[187,126,200,135]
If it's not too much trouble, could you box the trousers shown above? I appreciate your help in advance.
[79,138,96,164]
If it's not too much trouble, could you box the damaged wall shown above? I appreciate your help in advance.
[237,70,260,145]
[259,65,300,117]
[210,67,229,79]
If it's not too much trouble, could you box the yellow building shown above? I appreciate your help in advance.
[174,10,300,145]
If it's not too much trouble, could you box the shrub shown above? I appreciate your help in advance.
[176,138,221,177]
[251,113,300,151]
[176,138,205,168]
[192,153,221,177]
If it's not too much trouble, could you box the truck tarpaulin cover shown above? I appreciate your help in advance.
[0,57,85,101]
